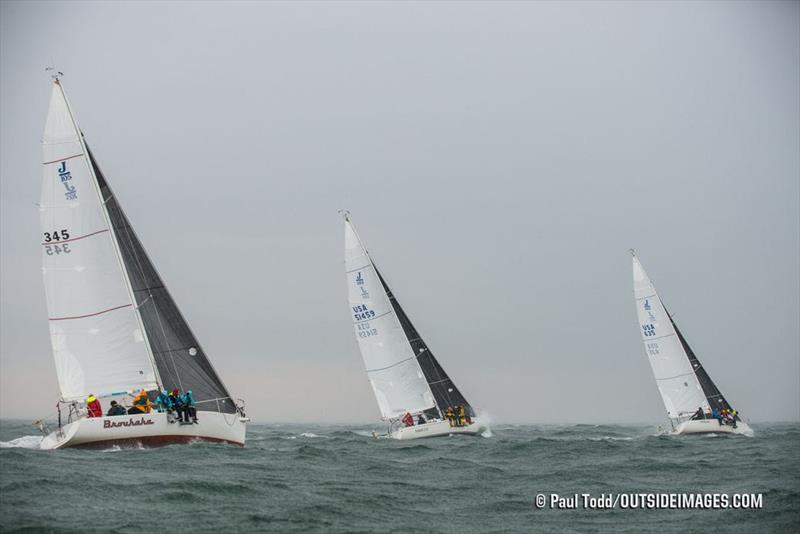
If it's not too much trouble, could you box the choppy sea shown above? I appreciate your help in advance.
[0,420,798,532]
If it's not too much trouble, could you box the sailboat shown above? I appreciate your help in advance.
[343,212,487,440]
[631,251,752,436]
[36,75,248,449]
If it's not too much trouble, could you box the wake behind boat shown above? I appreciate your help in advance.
[35,75,247,449]
[343,212,487,440]
[631,251,752,436]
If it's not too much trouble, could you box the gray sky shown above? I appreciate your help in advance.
[1,1,798,424]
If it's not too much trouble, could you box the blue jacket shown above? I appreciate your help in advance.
[154,391,171,412]
[180,391,196,407]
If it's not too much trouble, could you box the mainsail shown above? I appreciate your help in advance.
[40,80,235,413]
[632,253,734,421]
[344,214,473,420]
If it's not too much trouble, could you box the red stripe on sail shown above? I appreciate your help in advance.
[49,303,132,322]
[42,229,109,246]
[42,153,84,165]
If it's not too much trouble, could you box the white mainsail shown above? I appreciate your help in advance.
[40,81,158,401]
[632,254,707,421]
[344,215,435,419]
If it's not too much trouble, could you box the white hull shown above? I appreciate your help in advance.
[390,419,487,440]
[674,419,753,436]
[40,410,247,450]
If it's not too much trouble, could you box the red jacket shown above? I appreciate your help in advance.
[402,412,414,427]
[87,399,102,418]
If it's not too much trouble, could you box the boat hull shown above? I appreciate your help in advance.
[674,419,753,436]
[40,410,247,450]
[390,419,487,440]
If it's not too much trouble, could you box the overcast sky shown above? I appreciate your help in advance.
[1,1,798,424]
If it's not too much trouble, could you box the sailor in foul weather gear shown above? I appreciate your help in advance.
[417,414,426,426]
[445,407,455,427]
[402,412,414,427]
[86,394,102,418]
[154,389,171,413]
[458,405,466,426]
[128,389,151,414]
[106,400,126,416]
[180,390,198,423]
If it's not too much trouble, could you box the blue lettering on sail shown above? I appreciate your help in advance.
[643,299,656,322]
[355,271,369,299]
[58,161,77,201]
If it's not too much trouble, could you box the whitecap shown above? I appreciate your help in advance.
[0,435,43,449]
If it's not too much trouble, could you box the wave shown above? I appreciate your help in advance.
[0,435,43,449]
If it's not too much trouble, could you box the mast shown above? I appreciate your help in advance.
[54,77,163,391]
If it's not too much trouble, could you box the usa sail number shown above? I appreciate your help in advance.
[353,304,375,321]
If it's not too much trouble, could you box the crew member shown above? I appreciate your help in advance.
[401,412,414,427]
[181,389,198,423]
[86,394,102,418]
[458,405,466,426]
[127,389,151,414]
[445,406,455,427]
[417,414,426,426]
[106,400,126,417]
[153,389,171,413]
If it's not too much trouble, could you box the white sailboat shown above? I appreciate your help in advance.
[631,251,752,436]
[36,75,248,449]
[343,212,487,440]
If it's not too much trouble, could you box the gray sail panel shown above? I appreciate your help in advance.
[87,146,236,414]
[373,267,474,418]
[670,316,737,416]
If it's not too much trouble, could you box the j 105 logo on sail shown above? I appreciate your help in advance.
[58,161,78,201]
[643,299,656,323]
[355,271,369,299]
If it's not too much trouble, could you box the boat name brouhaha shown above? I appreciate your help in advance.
[103,417,155,429]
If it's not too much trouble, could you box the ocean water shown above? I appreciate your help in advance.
[0,420,798,532]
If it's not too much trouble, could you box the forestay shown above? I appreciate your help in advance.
[40,81,158,400]
[632,255,708,420]
[344,217,436,419]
